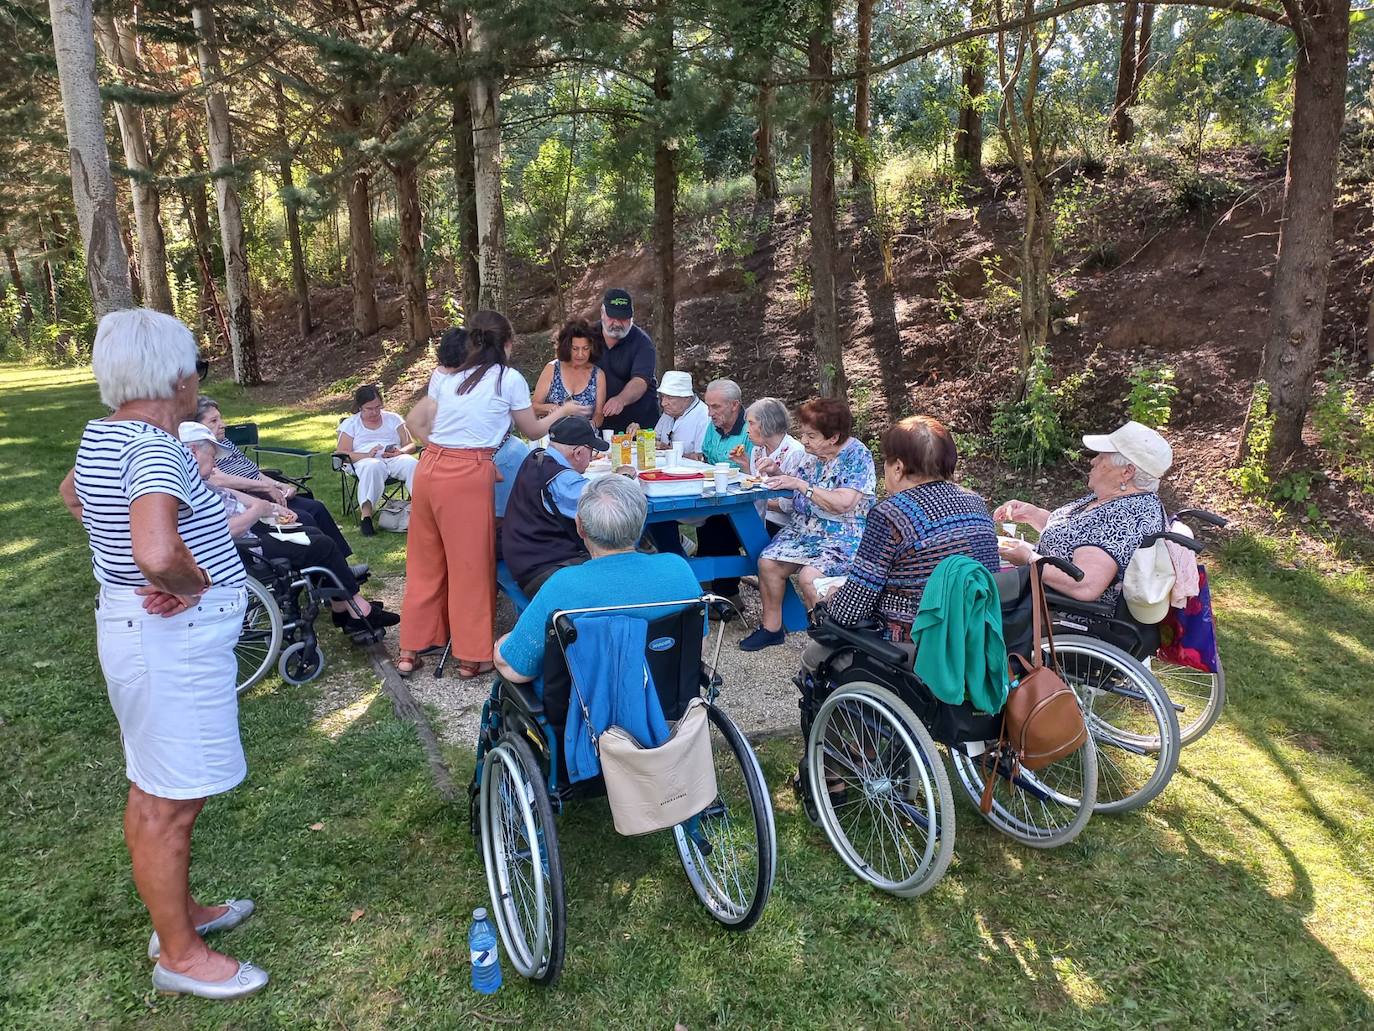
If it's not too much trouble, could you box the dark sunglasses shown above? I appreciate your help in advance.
[195,357,209,380]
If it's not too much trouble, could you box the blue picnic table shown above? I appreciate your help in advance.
[645,486,809,632]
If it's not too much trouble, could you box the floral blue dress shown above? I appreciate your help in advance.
[762,437,876,576]
[544,361,598,409]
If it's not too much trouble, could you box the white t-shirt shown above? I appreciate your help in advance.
[427,368,455,398]
[751,433,808,526]
[653,397,711,454]
[338,411,406,453]
[429,365,533,448]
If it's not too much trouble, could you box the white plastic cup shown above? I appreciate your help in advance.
[671,442,684,466]
[713,463,731,494]
[1001,522,1018,538]
[602,429,614,446]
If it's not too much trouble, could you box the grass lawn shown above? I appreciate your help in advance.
[2,362,1372,1028]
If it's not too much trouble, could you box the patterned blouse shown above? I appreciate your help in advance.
[544,361,598,409]
[1035,492,1167,603]
[829,481,1000,642]
[761,437,876,577]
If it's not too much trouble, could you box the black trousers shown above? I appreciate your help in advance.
[286,496,353,558]
[696,514,742,596]
[251,522,360,595]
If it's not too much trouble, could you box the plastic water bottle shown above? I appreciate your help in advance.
[468,907,502,995]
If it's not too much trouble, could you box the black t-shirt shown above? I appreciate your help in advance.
[596,323,660,431]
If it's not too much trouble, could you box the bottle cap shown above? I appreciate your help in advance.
[473,907,488,920]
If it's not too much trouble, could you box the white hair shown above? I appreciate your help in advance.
[92,308,198,409]
[1109,451,1159,492]
[706,378,742,403]
[747,397,789,437]
[577,474,647,551]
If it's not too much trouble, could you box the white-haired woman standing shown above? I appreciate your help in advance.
[58,309,268,1000]
[995,421,1172,603]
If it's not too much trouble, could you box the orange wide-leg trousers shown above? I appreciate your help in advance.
[399,445,497,662]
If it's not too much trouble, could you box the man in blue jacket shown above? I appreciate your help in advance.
[494,474,702,691]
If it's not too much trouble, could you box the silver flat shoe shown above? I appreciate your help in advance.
[148,899,255,960]
[152,960,268,999]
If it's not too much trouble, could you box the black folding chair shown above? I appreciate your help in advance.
[224,422,318,497]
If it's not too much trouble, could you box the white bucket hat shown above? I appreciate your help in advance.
[659,370,694,397]
[1081,421,1172,479]
[178,421,228,450]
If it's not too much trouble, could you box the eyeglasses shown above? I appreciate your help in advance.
[195,358,209,380]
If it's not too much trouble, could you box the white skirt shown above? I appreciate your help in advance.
[96,584,248,800]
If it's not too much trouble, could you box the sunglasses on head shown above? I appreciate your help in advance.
[195,357,209,380]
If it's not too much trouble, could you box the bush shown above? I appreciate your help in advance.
[1126,362,1179,428]
[990,348,1090,471]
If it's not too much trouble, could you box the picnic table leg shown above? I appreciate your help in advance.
[728,505,808,632]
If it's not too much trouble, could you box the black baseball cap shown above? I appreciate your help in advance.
[549,415,610,452]
[602,288,633,319]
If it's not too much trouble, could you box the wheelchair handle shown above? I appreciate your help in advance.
[1033,554,1085,582]
[1140,530,1205,553]
[1173,508,1228,528]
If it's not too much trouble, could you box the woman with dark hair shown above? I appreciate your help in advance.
[336,384,418,536]
[531,319,606,427]
[399,311,590,677]
[828,416,999,641]
[742,397,877,651]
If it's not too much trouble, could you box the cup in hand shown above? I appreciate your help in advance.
[713,463,731,494]
[1001,522,1018,538]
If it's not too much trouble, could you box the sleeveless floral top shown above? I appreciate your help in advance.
[544,361,598,408]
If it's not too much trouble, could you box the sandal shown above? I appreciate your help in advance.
[455,660,495,680]
[395,653,424,677]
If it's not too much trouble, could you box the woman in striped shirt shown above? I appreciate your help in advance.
[58,309,268,1001]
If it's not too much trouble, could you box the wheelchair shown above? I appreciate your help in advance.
[233,538,381,693]
[796,556,1099,899]
[1044,509,1227,814]
[469,595,777,985]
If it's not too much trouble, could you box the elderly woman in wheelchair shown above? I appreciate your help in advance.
[475,475,776,985]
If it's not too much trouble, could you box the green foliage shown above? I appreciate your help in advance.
[989,347,1089,471]
[1051,175,1115,268]
[0,291,24,357]
[709,210,756,260]
[1229,382,1276,500]
[1311,360,1374,494]
[1126,362,1179,429]
[790,262,812,310]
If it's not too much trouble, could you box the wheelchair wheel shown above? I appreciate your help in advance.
[480,734,566,984]
[236,577,283,695]
[278,640,324,685]
[805,683,954,897]
[674,703,775,931]
[1054,635,1180,815]
[949,735,1098,849]
[1145,655,1226,747]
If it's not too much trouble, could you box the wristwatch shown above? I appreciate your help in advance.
[196,565,212,591]
[805,487,815,501]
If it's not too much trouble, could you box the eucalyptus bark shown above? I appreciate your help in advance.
[46,0,133,316]
[466,14,506,311]
[1245,0,1351,464]
[394,158,432,346]
[451,82,481,323]
[192,0,260,384]
[94,11,173,313]
[274,81,311,338]
[852,0,873,187]
[808,0,845,401]
[753,81,779,202]
[652,0,676,370]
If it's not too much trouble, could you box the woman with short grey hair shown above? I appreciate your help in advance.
[58,308,268,1000]
[996,420,1172,603]
[737,397,807,535]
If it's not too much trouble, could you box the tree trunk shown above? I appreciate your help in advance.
[466,14,506,311]
[1245,0,1351,464]
[1366,285,1374,365]
[851,0,873,187]
[1133,4,1155,103]
[394,158,432,346]
[121,214,142,305]
[808,0,845,401]
[38,231,59,317]
[653,0,676,370]
[192,0,260,384]
[451,81,481,324]
[94,11,173,313]
[1109,1,1140,145]
[2,227,33,320]
[340,101,379,337]
[46,0,133,316]
[275,81,312,338]
[753,81,779,202]
[954,0,988,178]
[182,136,216,338]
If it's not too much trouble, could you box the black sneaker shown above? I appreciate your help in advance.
[359,516,375,537]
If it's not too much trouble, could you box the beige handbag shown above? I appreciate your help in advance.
[596,698,719,836]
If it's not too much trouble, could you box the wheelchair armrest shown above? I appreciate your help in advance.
[808,614,908,667]
[502,677,545,717]
[1141,529,1204,553]
[1173,508,1228,528]
[1044,589,1116,619]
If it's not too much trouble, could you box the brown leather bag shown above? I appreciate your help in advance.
[981,561,1088,812]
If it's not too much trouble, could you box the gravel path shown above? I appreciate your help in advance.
[355,573,809,748]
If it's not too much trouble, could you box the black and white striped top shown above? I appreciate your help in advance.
[74,419,246,589]
[213,439,263,480]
